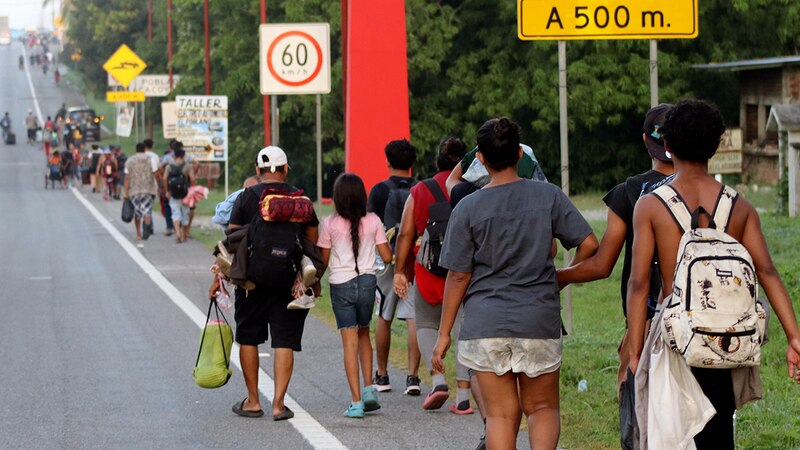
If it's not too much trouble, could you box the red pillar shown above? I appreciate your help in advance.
[343,0,410,192]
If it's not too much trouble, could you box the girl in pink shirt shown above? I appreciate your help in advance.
[318,173,392,418]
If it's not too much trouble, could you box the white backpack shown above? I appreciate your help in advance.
[652,185,766,368]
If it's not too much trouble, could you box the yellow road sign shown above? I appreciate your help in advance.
[518,0,698,40]
[102,44,147,88]
[106,91,146,103]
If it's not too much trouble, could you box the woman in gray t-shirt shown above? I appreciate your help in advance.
[432,118,598,449]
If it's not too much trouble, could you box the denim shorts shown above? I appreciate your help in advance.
[330,274,377,330]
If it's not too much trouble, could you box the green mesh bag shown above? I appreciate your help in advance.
[193,300,233,389]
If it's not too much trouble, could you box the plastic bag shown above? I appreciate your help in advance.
[121,198,134,223]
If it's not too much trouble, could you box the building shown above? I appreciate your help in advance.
[693,56,800,184]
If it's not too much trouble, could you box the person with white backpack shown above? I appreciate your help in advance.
[627,100,800,448]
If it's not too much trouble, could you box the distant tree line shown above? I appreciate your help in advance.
[64,0,800,196]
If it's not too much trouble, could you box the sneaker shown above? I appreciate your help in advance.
[142,224,152,240]
[287,289,316,310]
[361,386,381,412]
[372,372,391,392]
[449,400,474,415]
[422,384,449,410]
[404,375,421,396]
[300,255,317,286]
[344,402,365,419]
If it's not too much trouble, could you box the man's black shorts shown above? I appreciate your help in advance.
[234,286,308,351]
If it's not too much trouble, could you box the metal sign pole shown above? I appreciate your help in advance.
[316,94,322,202]
[558,40,573,335]
[271,96,279,146]
[650,40,659,107]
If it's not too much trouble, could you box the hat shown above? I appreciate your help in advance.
[643,103,673,162]
[256,146,288,173]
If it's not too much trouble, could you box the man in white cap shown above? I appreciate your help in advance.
[25,109,39,145]
[227,146,320,420]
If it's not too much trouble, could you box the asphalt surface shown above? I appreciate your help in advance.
[0,42,533,449]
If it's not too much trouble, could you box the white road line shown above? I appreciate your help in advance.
[15,55,347,449]
[69,189,347,449]
[20,44,44,125]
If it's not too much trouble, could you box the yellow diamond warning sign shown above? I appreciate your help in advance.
[102,44,147,88]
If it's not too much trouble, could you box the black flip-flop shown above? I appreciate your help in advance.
[232,398,264,418]
[273,406,294,421]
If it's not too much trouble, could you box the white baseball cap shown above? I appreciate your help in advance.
[256,146,288,173]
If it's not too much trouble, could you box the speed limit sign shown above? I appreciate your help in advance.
[259,23,331,95]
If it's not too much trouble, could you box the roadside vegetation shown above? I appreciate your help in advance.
[63,0,800,199]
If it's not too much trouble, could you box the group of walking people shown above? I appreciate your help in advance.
[213,100,799,450]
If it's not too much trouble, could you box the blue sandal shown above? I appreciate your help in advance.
[362,386,381,412]
[344,402,365,418]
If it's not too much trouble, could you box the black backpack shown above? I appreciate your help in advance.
[382,178,417,248]
[418,179,450,277]
[168,163,189,199]
[245,186,304,288]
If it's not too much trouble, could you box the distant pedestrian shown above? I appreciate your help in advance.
[98,149,118,201]
[87,144,103,192]
[161,140,197,238]
[125,142,159,240]
[162,145,195,242]
[25,109,38,145]
[393,136,472,413]
[43,117,57,158]
[318,173,393,418]
[142,139,161,236]
[1,112,11,143]
[59,148,74,189]
[158,140,178,236]
[432,118,598,450]
[53,68,60,85]
[228,146,319,420]
[367,139,422,396]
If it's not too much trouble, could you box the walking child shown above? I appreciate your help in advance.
[317,173,393,418]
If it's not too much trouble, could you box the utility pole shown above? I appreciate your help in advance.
[260,0,271,146]
[204,0,211,95]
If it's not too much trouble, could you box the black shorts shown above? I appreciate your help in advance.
[234,286,308,350]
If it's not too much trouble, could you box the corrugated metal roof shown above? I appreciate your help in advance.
[767,105,800,131]
[692,56,800,71]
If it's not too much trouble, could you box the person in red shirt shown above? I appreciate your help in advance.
[393,136,472,413]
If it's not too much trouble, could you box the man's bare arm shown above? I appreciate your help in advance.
[558,210,626,288]
[740,203,800,380]
[626,197,658,374]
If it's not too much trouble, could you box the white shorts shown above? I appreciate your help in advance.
[458,337,562,379]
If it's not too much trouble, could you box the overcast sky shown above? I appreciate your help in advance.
[0,0,61,30]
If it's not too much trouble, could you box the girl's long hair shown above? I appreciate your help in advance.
[332,173,368,274]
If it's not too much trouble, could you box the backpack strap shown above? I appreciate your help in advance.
[423,178,447,203]
[382,178,399,191]
[651,185,692,233]
[711,186,738,233]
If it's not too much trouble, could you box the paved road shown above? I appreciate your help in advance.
[0,43,528,449]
